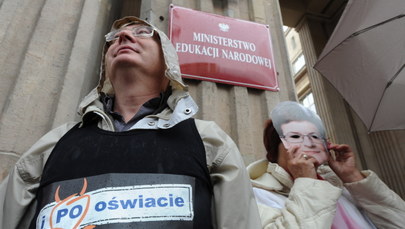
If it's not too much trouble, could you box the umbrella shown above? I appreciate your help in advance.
[314,0,405,132]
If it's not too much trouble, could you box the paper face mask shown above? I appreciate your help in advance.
[270,101,329,164]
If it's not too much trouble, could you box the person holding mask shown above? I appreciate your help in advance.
[248,101,405,228]
[0,16,261,229]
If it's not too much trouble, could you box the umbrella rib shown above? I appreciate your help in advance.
[350,14,405,38]
[369,63,405,131]
[315,14,405,68]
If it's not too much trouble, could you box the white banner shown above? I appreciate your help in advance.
[37,184,193,228]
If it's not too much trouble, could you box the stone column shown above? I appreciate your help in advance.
[0,0,114,181]
[296,17,360,157]
[369,131,405,197]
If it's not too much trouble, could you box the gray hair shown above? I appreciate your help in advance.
[270,101,326,139]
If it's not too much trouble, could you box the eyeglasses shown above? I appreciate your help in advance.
[105,25,154,42]
[280,132,324,144]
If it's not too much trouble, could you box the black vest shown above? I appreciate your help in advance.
[31,118,213,229]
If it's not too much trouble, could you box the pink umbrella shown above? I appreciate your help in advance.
[314,0,405,132]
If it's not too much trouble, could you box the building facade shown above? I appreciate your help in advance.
[0,0,404,198]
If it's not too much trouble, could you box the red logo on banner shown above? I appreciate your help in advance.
[169,5,278,91]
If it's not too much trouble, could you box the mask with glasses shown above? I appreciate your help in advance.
[280,132,324,144]
[105,25,154,42]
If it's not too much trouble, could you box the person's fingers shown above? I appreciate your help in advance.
[330,143,351,153]
[286,152,319,179]
[327,142,335,149]
[328,153,337,163]
[284,148,293,162]
[328,143,353,161]
[302,154,319,167]
[285,144,299,160]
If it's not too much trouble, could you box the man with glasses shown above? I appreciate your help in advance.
[0,17,261,228]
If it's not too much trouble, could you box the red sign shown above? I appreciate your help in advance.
[169,5,278,91]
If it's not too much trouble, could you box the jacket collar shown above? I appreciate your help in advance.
[247,159,293,194]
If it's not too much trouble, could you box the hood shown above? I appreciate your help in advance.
[99,16,187,94]
[78,16,191,116]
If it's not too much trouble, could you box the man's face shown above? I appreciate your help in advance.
[280,120,328,165]
[104,24,165,83]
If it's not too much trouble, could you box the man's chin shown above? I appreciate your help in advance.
[112,57,142,68]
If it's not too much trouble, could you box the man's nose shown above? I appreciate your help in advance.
[116,30,137,44]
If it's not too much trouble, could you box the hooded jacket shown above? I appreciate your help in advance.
[248,159,405,229]
[0,17,261,229]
